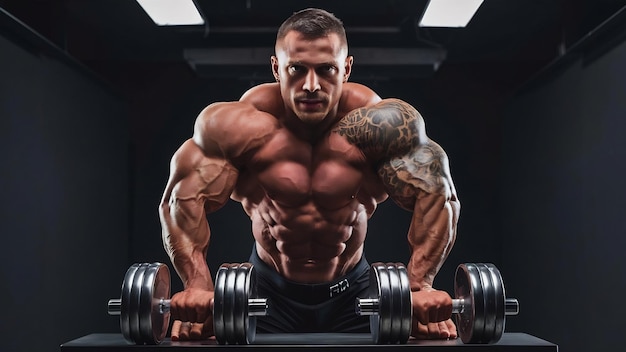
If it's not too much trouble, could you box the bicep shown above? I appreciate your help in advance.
[161,139,239,219]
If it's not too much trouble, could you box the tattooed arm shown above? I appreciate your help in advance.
[334,98,460,337]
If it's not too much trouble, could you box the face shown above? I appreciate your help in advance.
[272,31,353,125]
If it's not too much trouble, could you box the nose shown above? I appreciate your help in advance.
[302,70,320,93]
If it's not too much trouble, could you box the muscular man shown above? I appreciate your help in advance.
[159,8,460,341]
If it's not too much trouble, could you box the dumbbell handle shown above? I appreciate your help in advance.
[356,297,520,316]
[452,298,519,315]
[107,298,269,317]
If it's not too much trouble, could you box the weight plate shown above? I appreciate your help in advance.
[486,263,505,343]
[477,263,496,344]
[223,264,237,343]
[454,264,472,343]
[386,264,402,344]
[455,263,486,344]
[468,263,486,344]
[138,263,170,345]
[139,263,157,344]
[129,263,148,344]
[213,265,228,344]
[369,263,392,343]
[396,264,412,344]
[120,264,140,344]
[234,264,247,344]
[244,263,258,344]
[153,263,171,344]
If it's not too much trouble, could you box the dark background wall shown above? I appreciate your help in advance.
[2,4,626,352]
[0,20,130,352]
[500,39,626,351]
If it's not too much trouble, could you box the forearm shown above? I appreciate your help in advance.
[159,200,214,291]
[407,191,460,290]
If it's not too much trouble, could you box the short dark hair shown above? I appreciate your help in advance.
[276,8,347,46]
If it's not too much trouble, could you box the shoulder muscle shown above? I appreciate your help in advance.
[333,98,427,159]
[193,101,278,161]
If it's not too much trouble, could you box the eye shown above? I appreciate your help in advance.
[318,65,337,75]
[288,65,305,74]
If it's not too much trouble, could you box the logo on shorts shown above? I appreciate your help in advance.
[329,278,350,298]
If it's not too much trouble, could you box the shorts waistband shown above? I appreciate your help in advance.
[249,246,370,305]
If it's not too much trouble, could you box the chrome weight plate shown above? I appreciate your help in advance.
[234,263,256,344]
[120,264,140,344]
[386,264,403,343]
[477,263,496,344]
[369,263,392,343]
[244,263,259,344]
[213,264,228,344]
[138,263,170,345]
[233,264,247,344]
[223,264,237,343]
[485,263,506,343]
[129,263,148,344]
[455,263,486,344]
[395,264,412,344]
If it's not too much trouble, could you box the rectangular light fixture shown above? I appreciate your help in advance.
[419,0,484,28]
[136,0,204,26]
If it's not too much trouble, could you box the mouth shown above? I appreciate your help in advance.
[296,98,326,111]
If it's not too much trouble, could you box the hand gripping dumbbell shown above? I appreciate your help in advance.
[107,262,268,345]
[356,262,520,344]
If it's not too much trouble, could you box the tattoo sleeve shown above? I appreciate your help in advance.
[333,98,454,210]
[334,98,460,289]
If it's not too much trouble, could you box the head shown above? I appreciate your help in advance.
[271,8,353,125]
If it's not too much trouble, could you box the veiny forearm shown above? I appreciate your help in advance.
[407,191,460,290]
[160,197,214,291]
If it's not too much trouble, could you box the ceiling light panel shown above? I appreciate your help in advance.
[136,0,204,26]
[419,0,484,28]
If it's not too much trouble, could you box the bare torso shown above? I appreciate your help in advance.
[232,83,386,283]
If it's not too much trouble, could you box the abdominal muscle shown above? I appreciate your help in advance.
[248,197,369,283]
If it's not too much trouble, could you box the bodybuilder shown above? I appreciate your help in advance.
[159,8,460,341]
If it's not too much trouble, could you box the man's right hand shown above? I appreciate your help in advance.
[169,288,215,341]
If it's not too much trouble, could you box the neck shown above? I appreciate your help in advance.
[282,108,340,143]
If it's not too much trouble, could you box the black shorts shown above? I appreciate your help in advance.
[249,247,371,333]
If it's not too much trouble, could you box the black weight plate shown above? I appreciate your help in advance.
[129,263,148,344]
[213,264,228,344]
[477,263,496,344]
[120,264,140,343]
[386,264,402,344]
[486,263,505,343]
[396,264,412,344]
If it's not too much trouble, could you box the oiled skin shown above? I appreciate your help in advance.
[159,29,460,341]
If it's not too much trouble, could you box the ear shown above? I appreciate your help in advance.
[271,56,280,82]
[343,55,354,82]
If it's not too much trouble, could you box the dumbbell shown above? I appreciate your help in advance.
[356,262,519,344]
[107,262,268,345]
